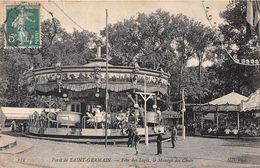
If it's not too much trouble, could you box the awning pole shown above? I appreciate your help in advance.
[216,111,219,131]
[105,9,109,148]
[237,111,239,131]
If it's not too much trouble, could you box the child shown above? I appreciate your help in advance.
[133,131,141,155]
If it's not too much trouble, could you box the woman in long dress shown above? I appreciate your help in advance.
[10,120,16,132]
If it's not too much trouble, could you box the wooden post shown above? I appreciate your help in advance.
[237,111,239,130]
[136,77,155,145]
[144,75,148,145]
[105,9,109,148]
[216,111,219,131]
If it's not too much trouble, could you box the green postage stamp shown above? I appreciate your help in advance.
[5,4,40,48]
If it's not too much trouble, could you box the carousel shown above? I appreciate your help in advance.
[24,41,170,138]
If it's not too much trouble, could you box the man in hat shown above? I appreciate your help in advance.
[125,125,134,147]
[171,126,177,148]
[156,130,163,155]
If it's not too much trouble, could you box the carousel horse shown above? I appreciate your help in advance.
[115,112,129,129]
[96,111,111,128]
[46,112,58,127]
[85,112,95,127]
[86,110,111,128]
[100,111,111,123]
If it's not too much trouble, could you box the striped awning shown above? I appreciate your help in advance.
[240,88,260,112]
[35,83,168,95]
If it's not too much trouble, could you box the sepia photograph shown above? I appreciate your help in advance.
[0,0,259,167]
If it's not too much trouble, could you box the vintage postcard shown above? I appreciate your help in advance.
[0,0,259,168]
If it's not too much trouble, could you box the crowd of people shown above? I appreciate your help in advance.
[125,124,178,155]
[125,125,141,154]
[199,125,260,137]
[10,120,28,132]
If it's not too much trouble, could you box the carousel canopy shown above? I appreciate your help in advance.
[24,44,170,96]
[240,88,260,112]
[193,91,248,112]
[24,59,170,95]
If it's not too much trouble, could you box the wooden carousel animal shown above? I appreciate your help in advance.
[85,106,111,128]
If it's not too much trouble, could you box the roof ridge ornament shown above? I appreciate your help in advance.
[96,39,102,59]
[88,39,107,64]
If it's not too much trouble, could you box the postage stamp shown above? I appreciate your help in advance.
[5,4,40,48]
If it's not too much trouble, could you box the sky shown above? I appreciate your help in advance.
[0,0,229,34]
[37,0,229,34]
[42,0,227,33]
[0,0,230,67]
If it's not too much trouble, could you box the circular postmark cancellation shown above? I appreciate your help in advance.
[4,3,41,48]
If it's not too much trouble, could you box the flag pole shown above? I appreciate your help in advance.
[105,9,109,148]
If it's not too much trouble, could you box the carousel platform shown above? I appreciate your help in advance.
[193,134,260,141]
[21,132,171,145]
[28,125,165,138]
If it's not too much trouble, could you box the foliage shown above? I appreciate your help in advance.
[216,1,260,96]
[101,9,218,104]
[1,5,258,109]
[0,19,98,107]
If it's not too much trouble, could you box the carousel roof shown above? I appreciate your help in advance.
[24,51,170,95]
[240,88,260,112]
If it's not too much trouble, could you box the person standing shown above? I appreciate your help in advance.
[156,131,162,155]
[125,125,134,147]
[23,122,27,132]
[10,120,16,132]
[171,126,177,148]
[133,131,140,155]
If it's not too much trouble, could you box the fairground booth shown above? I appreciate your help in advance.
[193,90,260,137]
[24,42,170,137]
[192,91,255,136]
[0,107,59,127]
[240,88,260,137]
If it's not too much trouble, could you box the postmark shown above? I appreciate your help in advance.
[5,4,40,48]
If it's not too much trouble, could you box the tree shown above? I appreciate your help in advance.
[215,1,260,96]
[0,18,99,107]
[39,28,97,67]
[101,9,217,104]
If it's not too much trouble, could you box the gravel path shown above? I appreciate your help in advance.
[0,136,259,168]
